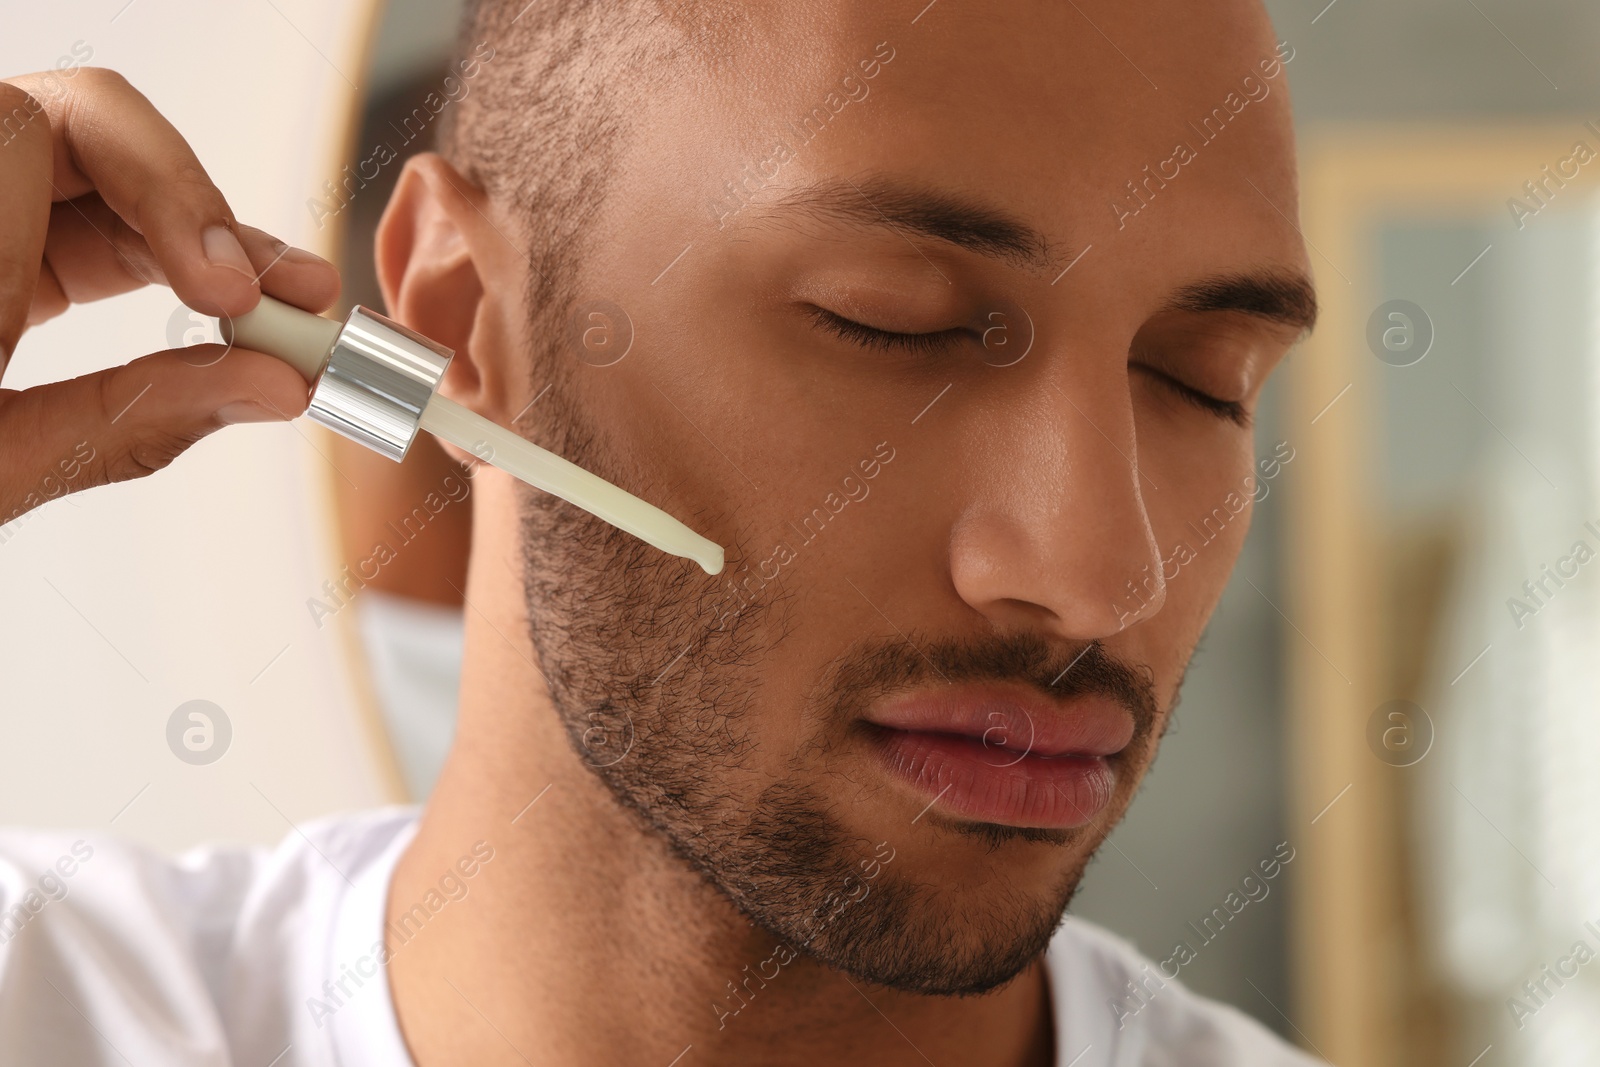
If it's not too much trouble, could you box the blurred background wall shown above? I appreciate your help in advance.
[0,0,397,852]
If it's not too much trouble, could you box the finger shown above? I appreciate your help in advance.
[6,68,269,318]
[236,225,342,313]
[28,196,342,326]
[0,81,55,371]
[33,193,162,322]
[0,344,310,523]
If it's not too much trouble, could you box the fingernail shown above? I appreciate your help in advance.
[202,225,258,283]
[264,235,333,271]
[280,244,334,270]
[216,401,278,424]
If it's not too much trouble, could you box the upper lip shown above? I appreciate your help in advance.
[863,682,1135,758]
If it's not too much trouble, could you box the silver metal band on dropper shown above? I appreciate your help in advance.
[305,306,454,462]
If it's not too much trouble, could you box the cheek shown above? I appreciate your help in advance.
[1135,390,1257,519]
[1140,416,1256,607]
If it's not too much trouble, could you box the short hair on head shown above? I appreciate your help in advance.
[440,0,750,380]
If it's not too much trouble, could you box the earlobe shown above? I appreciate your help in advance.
[375,153,504,424]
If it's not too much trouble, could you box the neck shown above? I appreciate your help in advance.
[385,472,1055,1066]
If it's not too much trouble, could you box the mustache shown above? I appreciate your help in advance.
[819,631,1161,747]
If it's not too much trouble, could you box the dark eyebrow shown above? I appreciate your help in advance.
[759,175,1319,334]
[760,174,1056,272]
[1164,271,1320,336]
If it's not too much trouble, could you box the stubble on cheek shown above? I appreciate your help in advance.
[509,386,787,824]
[504,374,1182,995]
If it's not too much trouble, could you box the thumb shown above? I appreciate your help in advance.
[0,345,310,524]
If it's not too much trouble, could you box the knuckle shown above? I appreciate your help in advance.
[97,441,158,484]
[118,428,202,480]
[94,366,123,427]
[73,66,130,94]
[168,159,221,200]
[134,161,225,236]
[93,361,212,484]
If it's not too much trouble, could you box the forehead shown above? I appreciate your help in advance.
[628,0,1308,289]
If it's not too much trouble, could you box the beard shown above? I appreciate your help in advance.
[516,379,1162,997]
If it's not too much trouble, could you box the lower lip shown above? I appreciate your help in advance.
[866,726,1118,830]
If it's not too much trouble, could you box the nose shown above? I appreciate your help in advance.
[948,368,1165,640]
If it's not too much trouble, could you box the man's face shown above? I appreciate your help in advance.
[495,0,1312,995]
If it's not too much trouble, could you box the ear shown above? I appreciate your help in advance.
[376,154,518,452]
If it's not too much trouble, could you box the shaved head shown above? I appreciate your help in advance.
[442,0,746,354]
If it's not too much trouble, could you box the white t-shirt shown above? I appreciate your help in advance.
[0,808,1325,1066]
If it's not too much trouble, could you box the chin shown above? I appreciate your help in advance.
[780,851,1089,997]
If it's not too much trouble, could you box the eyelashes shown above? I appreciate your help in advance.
[1131,364,1251,428]
[805,305,966,356]
[807,304,1251,428]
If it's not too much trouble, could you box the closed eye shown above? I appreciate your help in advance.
[1132,363,1251,428]
[809,307,1251,426]
[807,306,967,356]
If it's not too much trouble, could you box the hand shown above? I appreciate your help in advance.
[0,67,340,528]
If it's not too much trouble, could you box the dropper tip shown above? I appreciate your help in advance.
[699,549,726,576]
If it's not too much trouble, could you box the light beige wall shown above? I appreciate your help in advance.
[0,0,400,852]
